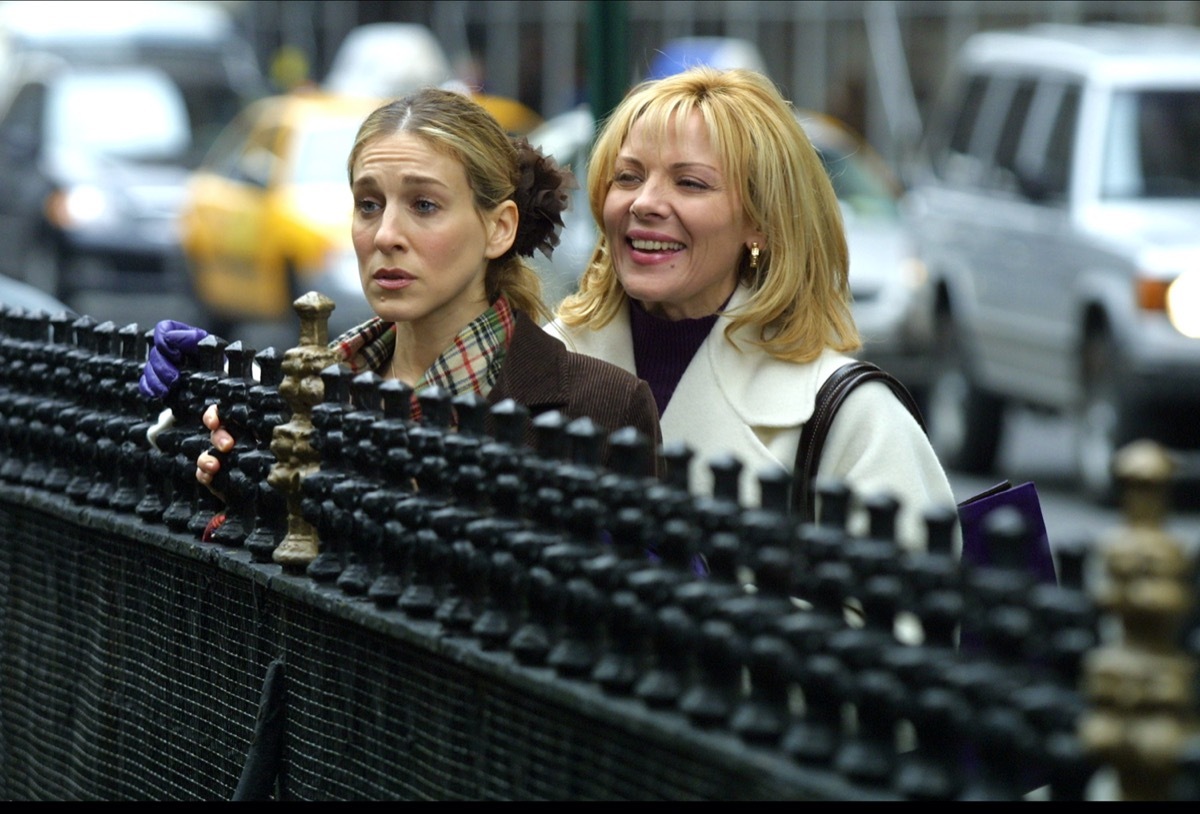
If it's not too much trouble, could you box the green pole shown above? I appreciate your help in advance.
[586,0,629,127]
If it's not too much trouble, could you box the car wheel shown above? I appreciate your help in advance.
[925,309,1003,473]
[1075,329,1135,505]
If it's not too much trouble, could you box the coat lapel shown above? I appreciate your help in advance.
[546,304,636,375]
[546,288,855,502]
[662,286,837,431]
[491,310,571,411]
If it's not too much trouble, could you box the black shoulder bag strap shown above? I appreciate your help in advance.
[792,360,927,522]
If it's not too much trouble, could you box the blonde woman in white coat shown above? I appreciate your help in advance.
[547,67,956,553]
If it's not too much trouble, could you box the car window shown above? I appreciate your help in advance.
[47,70,190,162]
[201,107,279,187]
[1102,89,1200,199]
[946,74,988,157]
[202,109,255,179]
[237,124,282,187]
[934,73,1013,187]
[816,144,899,218]
[991,78,1037,192]
[291,119,361,186]
[1016,80,1080,203]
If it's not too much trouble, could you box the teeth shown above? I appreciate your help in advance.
[630,239,684,251]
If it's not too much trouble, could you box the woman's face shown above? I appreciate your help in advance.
[350,131,515,334]
[602,111,762,320]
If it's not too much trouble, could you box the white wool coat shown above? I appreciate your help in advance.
[547,285,959,553]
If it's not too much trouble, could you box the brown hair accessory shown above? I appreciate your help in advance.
[509,136,578,260]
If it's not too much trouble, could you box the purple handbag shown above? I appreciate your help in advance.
[957,479,1057,585]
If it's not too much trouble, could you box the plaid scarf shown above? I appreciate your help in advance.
[331,297,515,423]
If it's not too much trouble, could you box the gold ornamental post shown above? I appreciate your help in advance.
[268,291,341,571]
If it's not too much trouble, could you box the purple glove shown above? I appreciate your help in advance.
[139,319,210,399]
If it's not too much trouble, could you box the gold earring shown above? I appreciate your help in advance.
[749,243,760,270]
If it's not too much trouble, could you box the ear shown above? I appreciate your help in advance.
[483,199,519,260]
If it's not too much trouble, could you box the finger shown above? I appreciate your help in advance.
[195,466,226,502]
[210,428,235,453]
[197,452,222,475]
[202,404,221,430]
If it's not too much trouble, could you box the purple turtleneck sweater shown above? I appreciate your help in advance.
[629,298,722,417]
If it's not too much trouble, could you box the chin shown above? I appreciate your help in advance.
[617,274,668,304]
[368,297,410,324]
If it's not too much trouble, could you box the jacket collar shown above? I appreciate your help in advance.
[489,309,571,411]
[664,284,847,428]
[552,285,850,428]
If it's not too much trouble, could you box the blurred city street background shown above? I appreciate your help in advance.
[0,0,1198,550]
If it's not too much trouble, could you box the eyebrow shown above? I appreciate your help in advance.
[615,155,720,175]
[398,172,450,188]
[352,171,450,191]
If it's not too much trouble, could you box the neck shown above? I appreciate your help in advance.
[389,301,490,384]
[640,278,738,321]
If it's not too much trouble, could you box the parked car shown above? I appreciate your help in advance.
[526,106,933,392]
[0,56,196,312]
[0,0,267,326]
[902,23,1200,501]
[0,0,267,166]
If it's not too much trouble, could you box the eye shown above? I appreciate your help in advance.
[354,197,381,215]
[413,198,439,214]
[679,177,710,190]
[612,170,642,187]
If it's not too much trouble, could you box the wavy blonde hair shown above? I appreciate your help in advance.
[347,88,551,324]
[557,67,860,362]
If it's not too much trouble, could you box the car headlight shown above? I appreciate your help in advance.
[1166,270,1200,339]
[44,185,117,230]
[1138,271,1200,338]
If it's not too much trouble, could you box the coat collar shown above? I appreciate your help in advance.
[489,309,571,411]
[548,286,853,428]
[664,284,852,428]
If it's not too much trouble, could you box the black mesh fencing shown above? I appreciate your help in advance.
[0,487,881,801]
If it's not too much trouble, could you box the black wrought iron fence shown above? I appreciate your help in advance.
[0,299,1193,801]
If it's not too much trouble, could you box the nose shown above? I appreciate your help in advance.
[373,206,407,253]
[629,176,671,221]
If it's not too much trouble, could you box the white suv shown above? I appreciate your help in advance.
[903,23,1200,502]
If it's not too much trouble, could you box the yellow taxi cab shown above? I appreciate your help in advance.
[473,92,543,137]
[179,87,542,339]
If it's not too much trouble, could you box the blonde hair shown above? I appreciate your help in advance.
[348,87,551,324]
[558,67,860,362]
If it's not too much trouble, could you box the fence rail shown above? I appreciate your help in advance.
[0,302,1193,800]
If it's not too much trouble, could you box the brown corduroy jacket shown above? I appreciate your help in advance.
[488,310,661,476]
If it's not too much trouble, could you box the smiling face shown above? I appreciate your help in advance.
[602,111,763,321]
[350,131,516,338]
